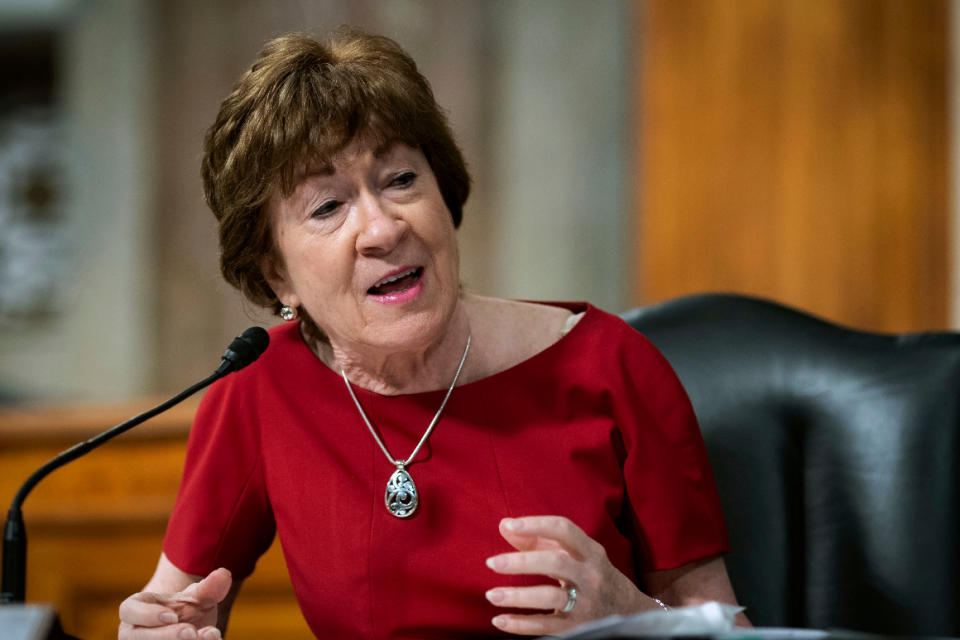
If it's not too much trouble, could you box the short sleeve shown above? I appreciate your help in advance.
[611,323,729,572]
[162,373,276,580]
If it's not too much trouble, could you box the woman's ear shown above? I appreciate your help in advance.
[261,253,297,309]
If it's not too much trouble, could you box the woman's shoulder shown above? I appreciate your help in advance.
[457,295,662,390]
[466,295,637,338]
[460,297,560,380]
[462,296,628,382]
[467,296,579,329]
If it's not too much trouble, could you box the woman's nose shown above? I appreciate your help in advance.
[354,195,405,255]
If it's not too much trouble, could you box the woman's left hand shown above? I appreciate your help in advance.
[484,516,657,636]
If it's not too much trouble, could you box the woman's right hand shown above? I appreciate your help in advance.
[118,567,232,640]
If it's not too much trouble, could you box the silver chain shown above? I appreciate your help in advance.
[341,333,471,468]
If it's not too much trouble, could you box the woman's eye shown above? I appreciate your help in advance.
[311,200,340,218]
[389,171,416,189]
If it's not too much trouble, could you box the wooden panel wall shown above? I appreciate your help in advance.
[636,0,949,332]
[0,403,312,640]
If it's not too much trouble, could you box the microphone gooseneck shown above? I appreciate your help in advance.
[0,326,269,604]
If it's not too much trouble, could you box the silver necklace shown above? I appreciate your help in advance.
[340,333,471,519]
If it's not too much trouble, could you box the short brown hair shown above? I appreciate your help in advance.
[201,29,471,315]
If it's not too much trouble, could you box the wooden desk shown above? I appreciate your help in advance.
[0,401,313,639]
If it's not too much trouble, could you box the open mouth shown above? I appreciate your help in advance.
[367,267,424,296]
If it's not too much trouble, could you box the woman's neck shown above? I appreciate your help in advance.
[313,302,472,396]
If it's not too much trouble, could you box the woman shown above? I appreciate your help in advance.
[118,30,746,640]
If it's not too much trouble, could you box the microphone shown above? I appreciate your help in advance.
[217,326,271,375]
[1,326,269,604]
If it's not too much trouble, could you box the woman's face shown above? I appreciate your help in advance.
[263,140,461,355]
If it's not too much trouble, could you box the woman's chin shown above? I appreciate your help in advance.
[358,300,460,352]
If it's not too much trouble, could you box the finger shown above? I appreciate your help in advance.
[486,550,578,581]
[500,516,598,559]
[491,613,569,636]
[197,626,223,640]
[485,585,569,611]
[119,594,180,627]
[497,523,564,553]
[179,568,232,605]
[119,621,201,640]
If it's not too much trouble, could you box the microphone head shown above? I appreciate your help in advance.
[220,326,270,373]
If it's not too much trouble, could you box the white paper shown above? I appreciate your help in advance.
[550,602,748,639]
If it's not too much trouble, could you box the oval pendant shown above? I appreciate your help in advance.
[385,467,418,518]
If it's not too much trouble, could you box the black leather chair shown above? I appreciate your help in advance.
[621,293,960,635]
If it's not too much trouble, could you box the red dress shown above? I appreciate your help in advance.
[163,303,729,639]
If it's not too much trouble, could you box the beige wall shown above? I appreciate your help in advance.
[485,1,629,309]
[0,0,158,400]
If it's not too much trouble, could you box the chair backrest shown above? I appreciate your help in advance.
[621,293,960,635]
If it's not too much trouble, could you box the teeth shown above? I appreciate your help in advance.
[374,268,417,288]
